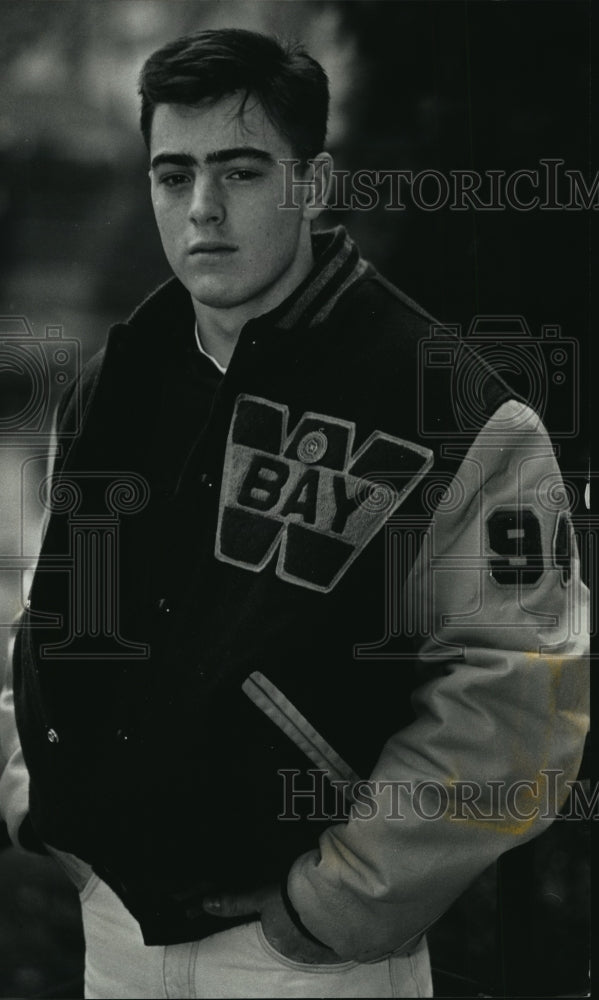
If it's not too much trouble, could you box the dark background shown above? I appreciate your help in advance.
[0,1,592,997]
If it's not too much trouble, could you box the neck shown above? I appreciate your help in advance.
[192,234,315,369]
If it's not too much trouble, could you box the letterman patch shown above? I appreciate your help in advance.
[215,395,433,592]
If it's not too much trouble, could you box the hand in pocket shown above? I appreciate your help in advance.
[200,884,346,965]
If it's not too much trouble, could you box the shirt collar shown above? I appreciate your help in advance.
[194,322,228,374]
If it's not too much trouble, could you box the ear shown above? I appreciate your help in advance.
[301,151,334,221]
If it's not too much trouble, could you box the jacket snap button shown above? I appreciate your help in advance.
[297,430,328,464]
[47,728,59,744]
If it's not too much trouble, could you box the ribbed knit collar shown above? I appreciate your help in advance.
[270,226,369,330]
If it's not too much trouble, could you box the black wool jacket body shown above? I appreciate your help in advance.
[6,228,589,959]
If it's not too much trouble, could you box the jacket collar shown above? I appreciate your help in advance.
[123,226,370,339]
[267,226,370,330]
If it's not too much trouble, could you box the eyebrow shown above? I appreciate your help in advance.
[150,147,276,170]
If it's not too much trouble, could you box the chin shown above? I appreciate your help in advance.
[190,289,247,309]
[187,278,261,311]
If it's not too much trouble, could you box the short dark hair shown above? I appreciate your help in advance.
[138,28,329,162]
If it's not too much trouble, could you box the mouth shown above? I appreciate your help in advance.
[188,243,238,255]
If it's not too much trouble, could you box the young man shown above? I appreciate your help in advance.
[0,28,589,999]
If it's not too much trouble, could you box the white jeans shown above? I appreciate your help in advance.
[78,874,433,999]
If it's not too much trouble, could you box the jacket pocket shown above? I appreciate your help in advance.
[242,671,361,792]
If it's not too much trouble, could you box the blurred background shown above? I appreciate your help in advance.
[0,1,592,996]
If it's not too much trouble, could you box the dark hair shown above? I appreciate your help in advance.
[138,28,329,162]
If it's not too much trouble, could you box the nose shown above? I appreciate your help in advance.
[188,175,225,226]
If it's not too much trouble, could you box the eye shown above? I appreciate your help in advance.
[159,173,191,189]
[227,169,262,181]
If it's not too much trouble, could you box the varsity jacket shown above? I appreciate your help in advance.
[0,228,589,960]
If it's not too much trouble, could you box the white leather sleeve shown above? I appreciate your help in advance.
[0,631,30,847]
[287,401,590,961]
[0,413,60,847]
